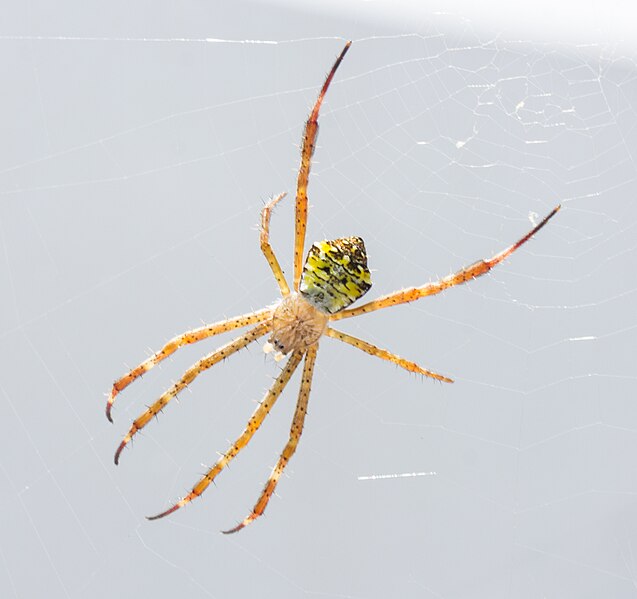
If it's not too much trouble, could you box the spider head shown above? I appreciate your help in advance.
[299,236,372,314]
[266,292,329,359]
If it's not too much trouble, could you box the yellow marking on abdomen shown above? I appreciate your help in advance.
[300,237,372,314]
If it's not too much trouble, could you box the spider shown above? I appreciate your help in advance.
[107,41,560,534]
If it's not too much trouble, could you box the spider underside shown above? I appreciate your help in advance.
[107,41,560,533]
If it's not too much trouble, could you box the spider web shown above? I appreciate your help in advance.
[1,2,636,598]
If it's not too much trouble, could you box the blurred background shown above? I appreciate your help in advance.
[1,1,636,597]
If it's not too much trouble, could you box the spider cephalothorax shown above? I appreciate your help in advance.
[107,41,560,533]
[265,292,329,358]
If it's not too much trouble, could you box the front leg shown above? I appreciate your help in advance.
[332,205,561,320]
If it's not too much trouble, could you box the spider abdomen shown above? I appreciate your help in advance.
[299,237,372,314]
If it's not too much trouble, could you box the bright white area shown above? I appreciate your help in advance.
[267,0,637,50]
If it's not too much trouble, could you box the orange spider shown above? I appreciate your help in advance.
[107,41,560,533]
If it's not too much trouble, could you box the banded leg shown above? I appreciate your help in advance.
[325,327,453,383]
[106,308,271,422]
[332,205,561,321]
[223,343,318,534]
[114,321,271,465]
[260,192,290,296]
[293,41,352,290]
[147,350,304,520]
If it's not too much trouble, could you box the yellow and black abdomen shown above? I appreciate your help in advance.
[299,236,372,314]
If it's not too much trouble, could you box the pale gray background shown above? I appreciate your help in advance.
[1,1,636,598]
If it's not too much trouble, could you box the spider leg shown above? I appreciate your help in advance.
[146,349,305,520]
[106,308,271,422]
[293,41,352,291]
[261,192,291,296]
[325,327,452,383]
[223,343,318,534]
[114,321,271,465]
[332,205,561,321]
